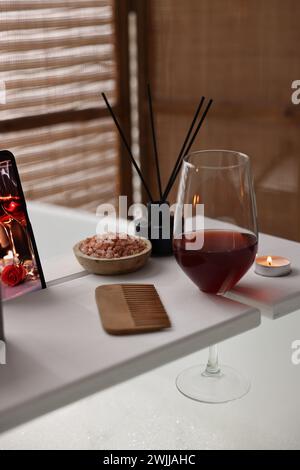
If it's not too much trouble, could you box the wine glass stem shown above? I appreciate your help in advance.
[204,344,221,376]
[4,224,17,257]
[26,231,36,266]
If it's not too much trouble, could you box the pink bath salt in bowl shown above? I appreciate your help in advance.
[79,233,147,259]
[73,233,152,275]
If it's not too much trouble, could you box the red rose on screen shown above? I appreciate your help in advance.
[1,264,27,287]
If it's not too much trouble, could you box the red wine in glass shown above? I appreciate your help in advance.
[2,196,26,226]
[173,229,258,294]
[0,197,20,256]
[0,204,11,225]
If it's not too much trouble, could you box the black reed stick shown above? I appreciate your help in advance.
[101,92,153,202]
[163,98,213,200]
[147,84,163,200]
[162,96,205,201]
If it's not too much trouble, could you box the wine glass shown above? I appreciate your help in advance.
[173,150,258,403]
[0,161,19,257]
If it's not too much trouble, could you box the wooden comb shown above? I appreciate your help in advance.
[95,284,171,335]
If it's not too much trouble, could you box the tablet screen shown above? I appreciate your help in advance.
[0,150,46,300]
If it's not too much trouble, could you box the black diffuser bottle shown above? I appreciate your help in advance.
[135,201,174,256]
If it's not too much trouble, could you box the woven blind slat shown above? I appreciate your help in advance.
[5,69,115,91]
[17,139,116,165]
[0,50,113,73]
[20,150,117,182]
[0,15,112,31]
[1,1,111,11]
[26,170,117,199]
[3,33,114,53]
[0,120,114,147]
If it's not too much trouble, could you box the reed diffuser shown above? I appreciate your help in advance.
[102,88,213,256]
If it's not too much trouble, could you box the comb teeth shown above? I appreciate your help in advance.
[121,285,171,327]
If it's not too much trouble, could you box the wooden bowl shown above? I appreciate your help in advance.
[73,237,152,275]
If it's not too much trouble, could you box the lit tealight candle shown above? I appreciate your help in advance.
[255,255,291,277]
[3,250,14,266]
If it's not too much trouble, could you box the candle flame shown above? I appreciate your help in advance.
[193,194,200,206]
[267,256,272,266]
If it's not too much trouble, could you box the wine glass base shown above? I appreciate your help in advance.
[176,364,250,404]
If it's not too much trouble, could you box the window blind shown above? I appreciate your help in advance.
[0,0,119,212]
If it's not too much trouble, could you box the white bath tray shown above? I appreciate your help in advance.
[0,257,259,432]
